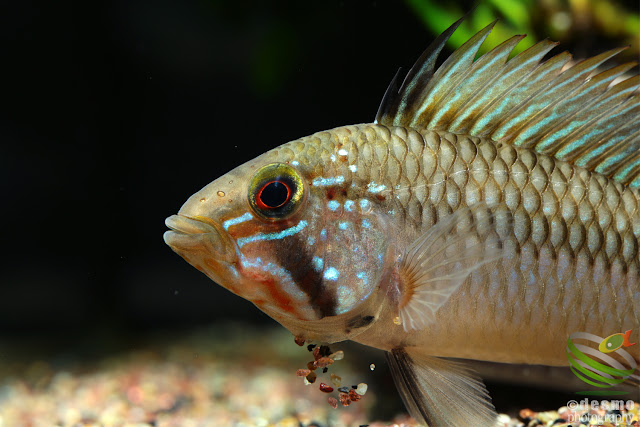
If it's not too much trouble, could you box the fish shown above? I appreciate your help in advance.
[164,16,640,427]
[599,329,637,353]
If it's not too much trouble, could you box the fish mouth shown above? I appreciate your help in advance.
[164,215,237,264]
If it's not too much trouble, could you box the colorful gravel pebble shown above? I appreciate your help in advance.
[0,325,637,427]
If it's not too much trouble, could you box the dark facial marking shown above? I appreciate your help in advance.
[273,234,337,318]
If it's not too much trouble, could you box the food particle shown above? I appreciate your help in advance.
[338,386,350,393]
[314,357,334,368]
[355,383,368,395]
[348,389,361,402]
[296,369,311,377]
[305,371,317,384]
[319,383,334,393]
[307,361,317,371]
[330,374,342,387]
[519,408,537,421]
[338,392,351,406]
[369,363,375,371]
[319,345,332,357]
[294,336,305,346]
[328,397,338,409]
[312,347,321,360]
[329,351,344,361]
[307,344,316,352]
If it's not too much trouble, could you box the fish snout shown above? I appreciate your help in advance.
[163,214,237,264]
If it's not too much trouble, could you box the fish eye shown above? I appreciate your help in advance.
[257,181,290,209]
[248,163,304,219]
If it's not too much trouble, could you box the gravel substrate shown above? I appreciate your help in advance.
[0,324,637,427]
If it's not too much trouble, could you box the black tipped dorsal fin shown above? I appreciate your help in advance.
[376,19,640,188]
[375,15,466,125]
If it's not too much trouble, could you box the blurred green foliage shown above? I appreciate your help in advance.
[406,0,535,54]
[202,1,638,97]
[406,0,639,57]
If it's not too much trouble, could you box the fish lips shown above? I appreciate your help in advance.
[164,214,237,264]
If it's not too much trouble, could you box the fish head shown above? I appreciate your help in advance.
[164,129,395,342]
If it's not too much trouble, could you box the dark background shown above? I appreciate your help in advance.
[2,0,484,343]
[1,1,442,344]
[1,0,638,406]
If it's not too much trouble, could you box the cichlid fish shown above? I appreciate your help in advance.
[165,17,640,426]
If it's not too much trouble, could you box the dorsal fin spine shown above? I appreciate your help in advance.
[450,39,558,133]
[491,55,612,142]
[538,75,640,155]
[410,21,497,128]
[386,16,467,127]
[477,52,572,137]
[506,49,626,147]
[610,133,640,183]
[374,68,404,125]
[512,61,636,148]
[375,18,640,187]
[594,129,640,177]
[558,95,639,162]
[427,35,525,131]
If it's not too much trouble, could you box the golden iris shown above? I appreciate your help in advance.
[248,163,304,219]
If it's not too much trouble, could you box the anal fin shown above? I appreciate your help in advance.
[386,347,497,427]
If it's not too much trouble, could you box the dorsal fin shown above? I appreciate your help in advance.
[376,20,640,188]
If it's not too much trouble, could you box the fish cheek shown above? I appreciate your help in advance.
[319,211,393,316]
[230,226,329,321]
[271,234,337,318]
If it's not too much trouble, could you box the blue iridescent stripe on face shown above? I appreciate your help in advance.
[312,176,345,187]
[222,212,253,230]
[356,271,369,285]
[344,200,355,211]
[323,266,339,281]
[237,220,308,248]
[367,182,386,193]
[312,256,324,272]
[239,255,308,304]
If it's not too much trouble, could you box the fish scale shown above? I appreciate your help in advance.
[265,123,639,362]
[165,18,639,426]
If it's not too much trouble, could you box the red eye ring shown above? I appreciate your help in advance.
[256,180,292,210]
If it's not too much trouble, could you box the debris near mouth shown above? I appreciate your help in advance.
[1,325,637,427]
[295,339,369,409]
[0,325,374,427]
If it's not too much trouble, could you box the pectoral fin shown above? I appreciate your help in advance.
[398,204,505,331]
[386,347,497,427]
